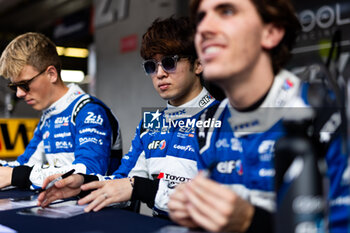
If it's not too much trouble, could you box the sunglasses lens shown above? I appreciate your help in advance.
[162,57,176,72]
[7,83,30,92]
[20,84,30,92]
[144,61,157,74]
[143,56,178,75]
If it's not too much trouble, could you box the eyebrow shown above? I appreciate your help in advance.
[215,2,237,12]
[197,2,237,16]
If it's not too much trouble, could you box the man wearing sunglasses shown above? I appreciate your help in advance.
[38,17,220,218]
[0,32,122,190]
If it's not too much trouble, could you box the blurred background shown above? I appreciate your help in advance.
[0,0,349,161]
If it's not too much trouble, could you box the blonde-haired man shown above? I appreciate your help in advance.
[0,32,121,189]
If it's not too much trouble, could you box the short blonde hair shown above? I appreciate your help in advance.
[0,32,61,79]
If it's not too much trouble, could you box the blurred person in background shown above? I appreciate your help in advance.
[0,32,121,189]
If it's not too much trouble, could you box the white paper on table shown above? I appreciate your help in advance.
[17,200,87,219]
[0,224,17,233]
[0,195,38,211]
[0,195,63,211]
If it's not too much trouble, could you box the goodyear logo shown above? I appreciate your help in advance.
[0,118,39,158]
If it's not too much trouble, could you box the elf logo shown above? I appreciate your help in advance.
[148,140,166,150]
[217,160,243,175]
[199,94,213,107]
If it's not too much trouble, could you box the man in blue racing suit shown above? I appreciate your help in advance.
[0,32,122,189]
[168,0,349,233]
[38,17,220,218]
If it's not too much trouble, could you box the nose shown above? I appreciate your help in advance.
[196,12,216,40]
[16,87,27,98]
[155,63,167,79]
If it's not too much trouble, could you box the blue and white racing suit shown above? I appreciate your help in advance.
[94,88,218,215]
[197,70,349,232]
[1,84,122,189]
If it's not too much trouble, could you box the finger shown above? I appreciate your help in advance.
[190,177,235,216]
[194,174,234,200]
[185,183,230,230]
[93,198,112,212]
[169,184,188,202]
[37,191,46,205]
[168,192,196,227]
[84,194,106,212]
[172,216,198,229]
[78,189,100,205]
[185,184,223,217]
[179,219,198,229]
[170,209,191,220]
[81,181,104,191]
[42,173,62,189]
[54,175,76,188]
[168,198,188,212]
[37,187,55,204]
[37,190,47,202]
[38,185,57,207]
[41,190,61,207]
[186,202,222,232]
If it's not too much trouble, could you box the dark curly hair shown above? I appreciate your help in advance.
[140,16,197,66]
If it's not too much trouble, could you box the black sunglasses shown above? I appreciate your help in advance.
[8,68,46,93]
[142,55,180,75]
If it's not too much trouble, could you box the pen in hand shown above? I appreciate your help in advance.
[45,169,75,190]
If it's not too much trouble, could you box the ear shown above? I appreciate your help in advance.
[47,66,59,83]
[261,23,285,50]
[194,59,203,75]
